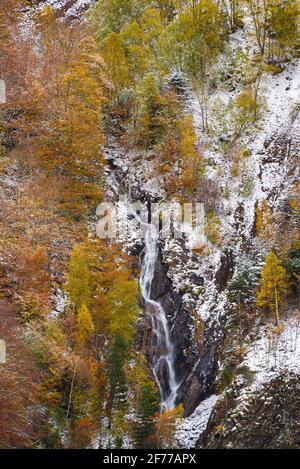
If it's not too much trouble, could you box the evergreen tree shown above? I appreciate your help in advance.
[107,335,128,421]
[227,272,254,335]
[134,380,159,448]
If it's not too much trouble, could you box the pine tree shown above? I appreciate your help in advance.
[227,272,254,336]
[128,353,159,449]
[257,251,289,326]
[107,335,128,422]
[134,380,159,448]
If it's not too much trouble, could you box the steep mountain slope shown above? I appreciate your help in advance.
[46,0,299,449]
[102,16,300,448]
[1,0,299,450]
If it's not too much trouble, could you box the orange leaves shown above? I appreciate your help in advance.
[155,404,184,449]
[0,299,39,448]
[69,416,97,449]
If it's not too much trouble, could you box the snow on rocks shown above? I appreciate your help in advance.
[176,394,219,449]
[219,316,300,439]
[49,288,68,319]
[243,316,300,391]
[23,0,94,21]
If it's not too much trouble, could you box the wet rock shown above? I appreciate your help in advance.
[215,249,234,292]
[180,329,220,417]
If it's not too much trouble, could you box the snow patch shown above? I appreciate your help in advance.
[244,317,300,391]
[176,395,218,449]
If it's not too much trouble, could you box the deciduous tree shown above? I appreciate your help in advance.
[257,251,289,325]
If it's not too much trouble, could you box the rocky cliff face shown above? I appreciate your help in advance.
[104,60,300,443]
[200,372,300,449]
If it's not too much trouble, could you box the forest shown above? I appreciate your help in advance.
[0,0,299,450]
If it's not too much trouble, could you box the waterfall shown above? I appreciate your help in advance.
[140,223,180,412]
[111,193,180,411]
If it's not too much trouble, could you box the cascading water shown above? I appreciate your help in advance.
[140,222,180,412]
[109,191,180,411]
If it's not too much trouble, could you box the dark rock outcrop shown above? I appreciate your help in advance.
[215,249,234,292]
[179,315,223,417]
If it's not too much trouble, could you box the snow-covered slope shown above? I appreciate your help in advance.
[28,0,94,19]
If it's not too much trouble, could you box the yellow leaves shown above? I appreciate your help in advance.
[179,114,198,160]
[214,424,225,436]
[102,33,130,91]
[289,183,300,218]
[126,353,153,401]
[107,278,140,344]
[76,304,95,345]
[66,237,139,346]
[257,251,289,324]
[232,86,261,138]
[66,245,91,311]
[156,404,184,449]
[140,8,163,42]
[255,199,274,243]
[45,320,68,349]
[179,113,203,196]
[163,0,223,79]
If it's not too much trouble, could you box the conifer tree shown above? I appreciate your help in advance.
[128,353,159,449]
[107,335,128,421]
[257,251,289,325]
[134,380,159,448]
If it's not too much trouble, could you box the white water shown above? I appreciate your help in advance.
[140,223,180,412]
